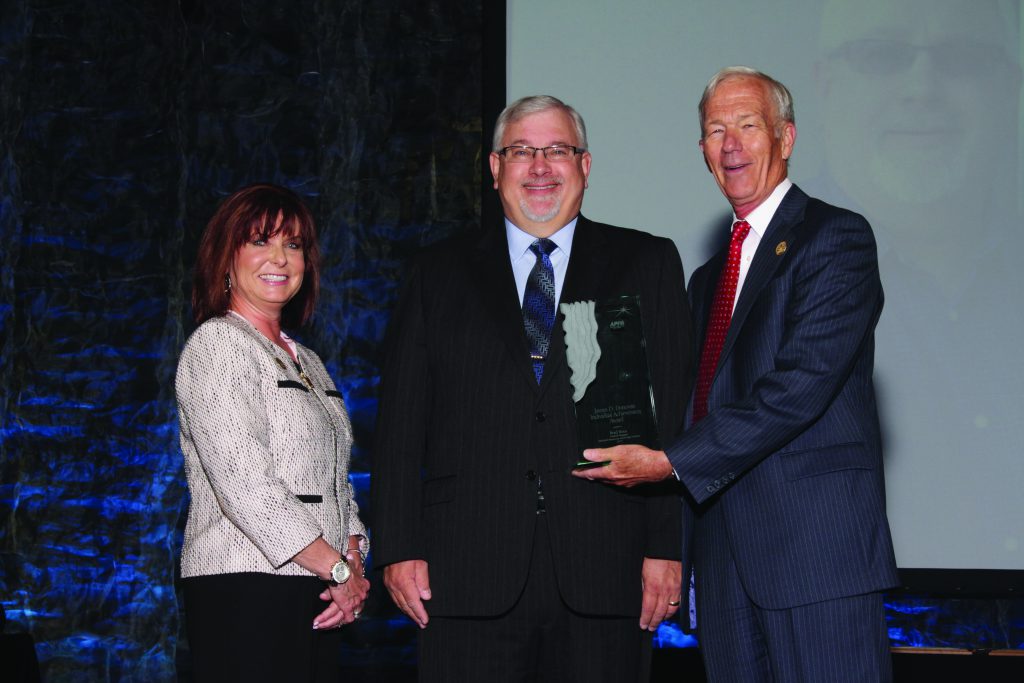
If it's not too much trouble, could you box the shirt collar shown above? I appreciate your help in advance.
[733,178,792,240]
[505,216,578,262]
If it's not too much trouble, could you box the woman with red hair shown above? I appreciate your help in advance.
[176,184,369,682]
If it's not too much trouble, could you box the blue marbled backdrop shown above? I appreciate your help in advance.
[0,1,481,680]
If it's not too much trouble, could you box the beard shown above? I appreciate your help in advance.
[519,198,562,223]
[518,180,563,223]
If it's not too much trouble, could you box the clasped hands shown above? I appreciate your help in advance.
[313,552,370,630]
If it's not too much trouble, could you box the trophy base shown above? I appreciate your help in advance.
[573,459,611,470]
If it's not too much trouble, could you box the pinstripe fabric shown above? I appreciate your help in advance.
[418,517,647,683]
[695,491,892,682]
[754,593,891,682]
[372,216,694,624]
[176,313,367,578]
[667,186,898,680]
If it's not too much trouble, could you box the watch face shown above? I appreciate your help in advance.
[331,559,351,584]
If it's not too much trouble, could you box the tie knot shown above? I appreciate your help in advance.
[731,220,751,244]
[530,238,556,258]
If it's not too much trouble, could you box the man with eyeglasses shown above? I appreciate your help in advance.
[373,95,694,681]
[576,67,900,681]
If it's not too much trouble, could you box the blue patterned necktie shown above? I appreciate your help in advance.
[523,238,556,383]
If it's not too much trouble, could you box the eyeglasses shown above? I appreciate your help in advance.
[830,39,1013,79]
[497,145,585,163]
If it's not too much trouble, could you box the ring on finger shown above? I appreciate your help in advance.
[667,600,681,607]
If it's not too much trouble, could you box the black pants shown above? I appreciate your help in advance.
[419,516,651,683]
[183,572,343,683]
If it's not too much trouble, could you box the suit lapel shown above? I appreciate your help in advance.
[468,215,607,395]
[719,184,808,365]
[468,225,540,390]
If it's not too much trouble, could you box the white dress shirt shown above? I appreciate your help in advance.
[731,178,792,311]
[505,217,577,305]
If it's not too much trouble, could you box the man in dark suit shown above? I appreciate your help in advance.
[577,68,900,682]
[371,96,694,682]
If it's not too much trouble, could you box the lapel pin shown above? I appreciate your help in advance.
[775,241,788,256]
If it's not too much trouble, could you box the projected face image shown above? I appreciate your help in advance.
[810,0,1024,575]
[817,0,1020,223]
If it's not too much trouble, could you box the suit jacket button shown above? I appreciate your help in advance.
[526,470,537,481]
[535,411,546,422]
[706,484,716,493]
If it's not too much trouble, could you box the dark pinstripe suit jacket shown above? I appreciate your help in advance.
[668,185,899,610]
[372,215,694,617]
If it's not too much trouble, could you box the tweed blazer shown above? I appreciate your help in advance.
[176,312,367,578]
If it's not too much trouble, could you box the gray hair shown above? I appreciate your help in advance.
[698,66,795,136]
[492,95,589,152]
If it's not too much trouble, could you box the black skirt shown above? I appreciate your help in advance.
[182,572,343,683]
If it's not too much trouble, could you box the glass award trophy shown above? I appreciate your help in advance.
[560,295,660,468]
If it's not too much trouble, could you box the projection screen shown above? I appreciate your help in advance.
[507,0,1024,573]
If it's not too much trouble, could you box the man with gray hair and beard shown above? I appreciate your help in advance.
[372,95,694,681]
